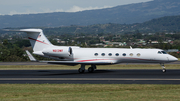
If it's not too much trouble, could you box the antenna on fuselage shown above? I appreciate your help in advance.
[130,46,133,49]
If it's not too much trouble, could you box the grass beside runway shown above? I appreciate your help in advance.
[0,64,180,70]
[0,84,180,101]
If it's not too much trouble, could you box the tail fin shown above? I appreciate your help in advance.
[19,29,52,52]
[25,50,38,62]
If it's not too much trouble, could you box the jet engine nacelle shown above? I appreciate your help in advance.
[42,47,73,58]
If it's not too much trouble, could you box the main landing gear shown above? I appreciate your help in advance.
[88,65,96,73]
[160,63,166,73]
[78,64,85,73]
[78,64,97,73]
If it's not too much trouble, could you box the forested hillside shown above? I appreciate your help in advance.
[41,15,180,35]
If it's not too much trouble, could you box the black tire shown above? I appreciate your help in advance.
[88,67,94,73]
[162,69,166,73]
[78,68,85,73]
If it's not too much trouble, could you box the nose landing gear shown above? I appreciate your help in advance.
[160,63,166,73]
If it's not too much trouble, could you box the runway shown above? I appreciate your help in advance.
[1,69,180,84]
[0,61,180,65]
[0,62,50,65]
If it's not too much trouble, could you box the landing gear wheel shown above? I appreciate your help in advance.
[78,64,85,73]
[160,63,166,73]
[88,67,94,73]
[78,68,85,73]
[162,69,166,73]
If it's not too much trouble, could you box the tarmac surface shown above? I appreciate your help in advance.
[0,62,180,84]
[1,69,180,84]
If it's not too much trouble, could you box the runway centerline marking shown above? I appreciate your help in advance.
[0,78,180,81]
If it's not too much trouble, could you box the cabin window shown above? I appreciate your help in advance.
[122,53,126,56]
[101,53,105,56]
[130,53,133,56]
[115,53,119,56]
[158,51,162,54]
[94,53,98,56]
[108,53,112,56]
[161,51,167,54]
[137,53,141,57]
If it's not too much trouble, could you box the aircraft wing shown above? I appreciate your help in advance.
[40,60,116,66]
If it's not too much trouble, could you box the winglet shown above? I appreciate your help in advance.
[25,50,38,62]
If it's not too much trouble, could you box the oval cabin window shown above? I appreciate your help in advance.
[115,53,119,56]
[101,53,105,56]
[130,53,133,56]
[122,53,126,56]
[137,53,141,57]
[94,53,98,56]
[108,53,112,56]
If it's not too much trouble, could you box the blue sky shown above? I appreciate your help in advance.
[0,0,152,15]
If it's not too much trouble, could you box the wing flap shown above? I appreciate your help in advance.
[40,60,116,65]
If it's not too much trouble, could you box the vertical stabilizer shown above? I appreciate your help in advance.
[20,29,52,52]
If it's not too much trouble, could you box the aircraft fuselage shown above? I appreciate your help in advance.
[38,47,178,64]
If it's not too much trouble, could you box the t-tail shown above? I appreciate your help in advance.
[19,29,53,52]
[6,28,78,60]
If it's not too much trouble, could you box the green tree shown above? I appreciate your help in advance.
[0,45,10,61]
[2,39,9,46]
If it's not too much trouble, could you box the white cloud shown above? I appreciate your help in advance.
[66,5,112,12]
[8,10,41,15]
[40,8,64,13]
[6,5,112,15]
[55,9,64,12]
[7,9,64,15]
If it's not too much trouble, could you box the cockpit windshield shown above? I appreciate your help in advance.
[158,51,162,54]
[161,51,167,54]
[158,51,167,54]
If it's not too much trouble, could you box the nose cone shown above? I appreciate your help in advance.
[169,56,178,62]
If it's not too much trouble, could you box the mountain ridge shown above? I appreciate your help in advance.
[1,15,180,35]
[0,0,180,28]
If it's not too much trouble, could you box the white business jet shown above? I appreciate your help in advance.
[12,29,178,73]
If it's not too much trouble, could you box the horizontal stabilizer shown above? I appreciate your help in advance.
[25,50,38,62]
[3,29,42,32]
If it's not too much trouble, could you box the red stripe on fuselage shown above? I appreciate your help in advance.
[28,37,49,45]
[76,59,113,62]
[75,57,162,63]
